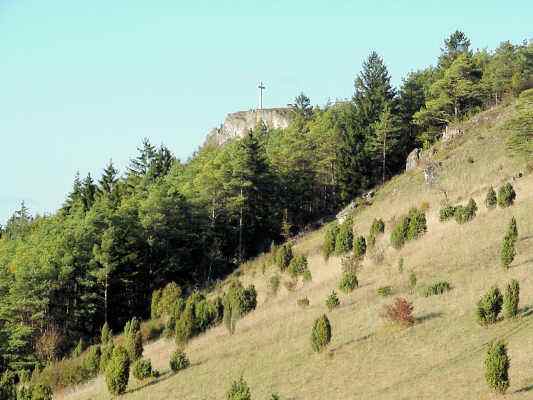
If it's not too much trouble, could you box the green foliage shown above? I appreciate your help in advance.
[226,376,251,400]
[275,243,293,271]
[322,223,339,260]
[485,186,497,209]
[222,281,257,335]
[150,288,163,319]
[158,282,182,319]
[335,218,354,255]
[377,286,393,297]
[175,306,194,345]
[501,217,518,269]
[506,88,533,158]
[132,358,154,381]
[288,255,308,278]
[338,272,358,293]
[0,372,16,400]
[503,279,520,319]
[71,338,85,358]
[124,317,143,361]
[484,340,510,394]
[476,286,503,325]
[353,236,367,259]
[311,314,332,353]
[390,208,427,249]
[101,323,112,346]
[439,205,456,222]
[105,345,130,396]
[497,183,516,208]
[453,198,477,224]
[29,383,53,400]
[370,218,385,237]
[82,345,101,377]
[420,281,452,297]
[325,290,340,311]
[169,350,190,372]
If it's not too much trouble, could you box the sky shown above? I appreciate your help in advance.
[1,0,532,224]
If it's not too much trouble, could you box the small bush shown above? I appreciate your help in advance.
[0,372,16,400]
[311,314,332,352]
[132,358,154,381]
[454,198,477,224]
[353,236,366,259]
[325,290,340,311]
[288,255,308,277]
[226,376,251,400]
[408,272,417,292]
[338,272,358,293]
[222,281,257,335]
[169,350,190,372]
[159,282,183,318]
[105,345,130,396]
[501,218,518,269]
[383,297,414,326]
[124,317,143,361]
[406,208,427,240]
[497,183,516,208]
[275,243,293,271]
[439,205,456,222]
[335,218,353,254]
[485,186,497,209]
[476,286,503,325]
[302,269,312,283]
[297,297,310,307]
[390,215,410,249]
[484,340,510,394]
[82,345,101,377]
[503,279,520,319]
[421,281,452,297]
[377,286,393,297]
[71,338,85,358]
[322,222,339,260]
[370,218,385,236]
[268,274,281,297]
[29,383,53,400]
[175,306,194,345]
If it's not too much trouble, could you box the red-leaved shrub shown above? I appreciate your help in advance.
[383,297,414,326]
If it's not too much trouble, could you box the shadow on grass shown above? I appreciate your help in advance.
[513,258,533,268]
[329,333,375,354]
[520,305,533,318]
[515,384,533,393]
[416,311,444,324]
[125,370,176,394]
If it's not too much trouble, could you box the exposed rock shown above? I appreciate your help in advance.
[442,125,464,142]
[205,108,293,146]
[423,161,439,185]
[336,201,356,224]
[406,148,421,171]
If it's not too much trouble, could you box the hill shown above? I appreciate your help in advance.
[60,98,533,399]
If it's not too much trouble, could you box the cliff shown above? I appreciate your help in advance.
[205,107,293,146]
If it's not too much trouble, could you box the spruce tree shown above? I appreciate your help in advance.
[485,186,497,209]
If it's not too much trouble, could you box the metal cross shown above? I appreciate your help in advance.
[258,81,266,110]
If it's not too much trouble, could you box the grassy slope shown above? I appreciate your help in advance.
[62,102,533,400]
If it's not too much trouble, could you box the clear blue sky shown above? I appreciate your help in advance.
[1,0,531,224]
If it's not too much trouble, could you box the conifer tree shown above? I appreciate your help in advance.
[484,340,510,394]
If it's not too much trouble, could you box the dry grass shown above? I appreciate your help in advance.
[61,103,533,400]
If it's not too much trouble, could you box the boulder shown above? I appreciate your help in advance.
[406,148,421,171]
[442,125,463,142]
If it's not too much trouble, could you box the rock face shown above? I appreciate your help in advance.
[206,108,293,146]
[442,125,464,142]
[406,148,421,171]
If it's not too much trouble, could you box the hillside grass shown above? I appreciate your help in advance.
[61,102,533,399]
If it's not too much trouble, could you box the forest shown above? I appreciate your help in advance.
[0,31,532,374]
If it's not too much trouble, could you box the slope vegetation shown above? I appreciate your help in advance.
[63,102,533,399]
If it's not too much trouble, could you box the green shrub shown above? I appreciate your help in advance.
[241,285,258,314]
[105,345,130,396]
[485,186,497,209]
[370,218,385,236]
[159,282,182,318]
[297,297,310,307]
[484,340,510,394]
[302,269,312,283]
[335,218,353,254]
[132,358,154,381]
[406,208,427,240]
[275,243,293,271]
[454,198,477,224]
[497,183,516,208]
[288,255,308,277]
[30,383,53,400]
[439,205,456,222]
[503,279,520,319]
[311,314,332,352]
[325,290,340,311]
[175,306,194,345]
[338,272,358,293]
[268,274,281,297]
[377,286,393,297]
[150,288,163,319]
[222,281,257,335]
[82,345,101,377]
[322,222,339,260]
[101,322,112,345]
[71,338,85,358]
[501,218,518,269]
[169,350,190,372]
[390,215,410,249]
[421,281,452,297]
[476,286,503,325]
[124,317,143,361]
[226,376,251,400]
[353,236,366,259]
[0,372,16,400]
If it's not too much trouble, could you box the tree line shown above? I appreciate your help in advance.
[0,31,531,373]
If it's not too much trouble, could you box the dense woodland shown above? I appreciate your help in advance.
[0,31,532,374]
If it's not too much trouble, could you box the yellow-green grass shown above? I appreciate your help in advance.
[61,103,533,399]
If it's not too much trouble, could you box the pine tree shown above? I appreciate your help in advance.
[439,30,472,68]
